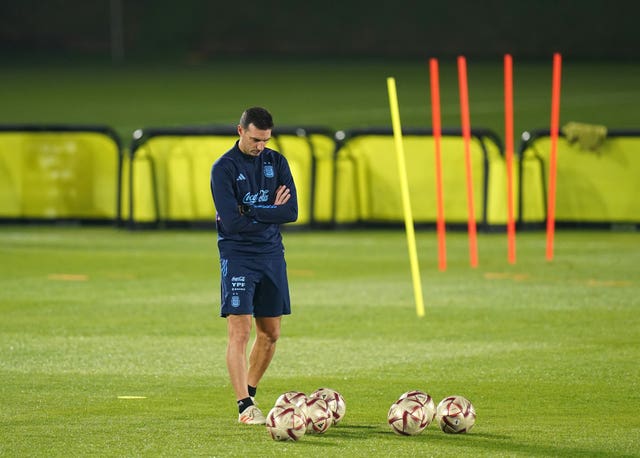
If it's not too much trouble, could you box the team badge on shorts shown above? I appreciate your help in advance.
[231,295,240,308]
[263,164,274,178]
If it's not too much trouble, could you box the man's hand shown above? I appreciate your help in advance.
[274,185,291,205]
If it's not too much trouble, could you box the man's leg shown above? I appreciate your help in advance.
[247,316,281,389]
[226,314,252,401]
[227,314,267,424]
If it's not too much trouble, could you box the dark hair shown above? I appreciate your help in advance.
[239,107,274,130]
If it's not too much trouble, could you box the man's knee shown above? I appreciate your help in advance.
[256,317,281,343]
[261,327,280,344]
[227,315,252,343]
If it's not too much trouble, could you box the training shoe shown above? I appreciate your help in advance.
[238,405,266,425]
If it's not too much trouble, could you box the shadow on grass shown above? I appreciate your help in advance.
[293,424,379,447]
[366,428,634,457]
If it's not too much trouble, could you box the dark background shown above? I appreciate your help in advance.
[1,0,638,62]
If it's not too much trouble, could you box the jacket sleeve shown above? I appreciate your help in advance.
[210,160,270,234]
[252,155,298,224]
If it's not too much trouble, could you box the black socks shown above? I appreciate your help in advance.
[237,396,254,414]
[238,385,258,413]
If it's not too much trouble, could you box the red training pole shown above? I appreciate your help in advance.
[546,53,562,261]
[504,54,516,264]
[429,58,447,271]
[457,56,478,268]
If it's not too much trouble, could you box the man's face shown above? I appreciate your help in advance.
[238,123,271,156]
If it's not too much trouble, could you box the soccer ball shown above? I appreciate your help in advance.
[310,388,346,425]
[274,391,307,408]
[387,396,431,436]
[304,397,333,434]
[398,390,436,424]
[265,404,307,441]
[436,395,476,434]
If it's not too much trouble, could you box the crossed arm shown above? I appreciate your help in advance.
[273,185,291,205]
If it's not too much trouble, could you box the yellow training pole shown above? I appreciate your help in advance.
[387,77,425,318]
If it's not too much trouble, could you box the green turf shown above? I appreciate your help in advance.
[1,226,639,456]
[0,59,639,143]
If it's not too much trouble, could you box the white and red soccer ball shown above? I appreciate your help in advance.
[265,404,307,441]
[387,390,435,436]
[274,391,307,409]
[436,395,476,434]
[304,397,333,434]
[310,387,346,425]
[398,390,436,423]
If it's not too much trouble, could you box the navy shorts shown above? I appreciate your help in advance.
[219,256,291,317]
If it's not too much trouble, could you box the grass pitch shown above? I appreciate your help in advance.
[1,226,639,456]
[1,59,639,143]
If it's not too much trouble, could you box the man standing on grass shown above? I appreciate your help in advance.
[210,107,298,424]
